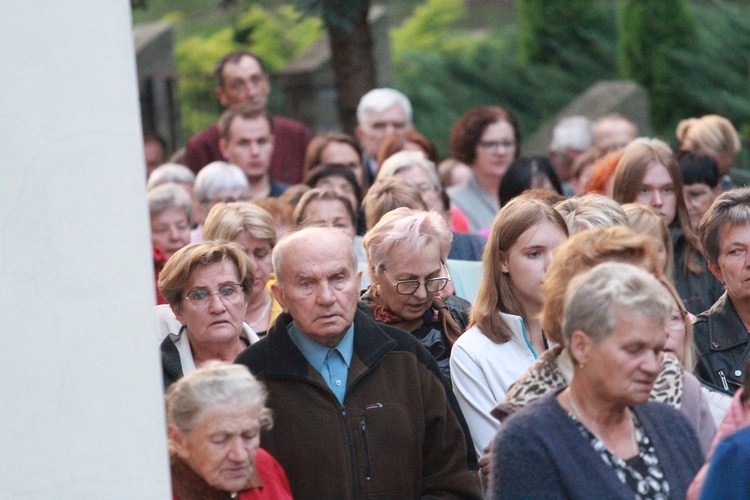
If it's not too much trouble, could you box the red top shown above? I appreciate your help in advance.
[182,117,312,185]
[237,448,293,500]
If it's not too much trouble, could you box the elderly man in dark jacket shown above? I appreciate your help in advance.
[235,226,481,499]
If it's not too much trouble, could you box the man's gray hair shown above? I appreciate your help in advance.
[550,115,592,154]
[166,361,272,433]
[147,163,196,191]
[562,262,672,344]
[356,88,413,127]
[193,161,250,203]
[147,182,193,221]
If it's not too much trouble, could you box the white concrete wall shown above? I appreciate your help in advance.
[1,2,170,498]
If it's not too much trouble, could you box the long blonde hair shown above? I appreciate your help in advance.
[470,196,568,343]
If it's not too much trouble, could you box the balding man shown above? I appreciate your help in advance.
[183,50,312,184]
[235,226,480,498]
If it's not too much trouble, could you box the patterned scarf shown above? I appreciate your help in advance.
[361,287,463,346]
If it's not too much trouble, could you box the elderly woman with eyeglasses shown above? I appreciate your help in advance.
[158,241,259,388]
[360,207,469,381]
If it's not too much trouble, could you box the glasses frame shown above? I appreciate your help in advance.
[478,139,516,151]
[382,268,450,295]
[183,282,245,309]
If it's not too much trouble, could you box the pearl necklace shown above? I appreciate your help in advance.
[248,296,272,328]
[567,388,638,458]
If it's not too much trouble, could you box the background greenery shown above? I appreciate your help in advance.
[133,0,750,163]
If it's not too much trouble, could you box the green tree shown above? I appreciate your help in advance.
[617,0,698,127]
[516,0,604,68]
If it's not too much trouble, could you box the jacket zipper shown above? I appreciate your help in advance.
[718,370,729,391]
[341,404,360,493]
[360,419,372,480]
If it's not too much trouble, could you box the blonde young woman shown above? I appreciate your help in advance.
[202,202,282,336]
[450,195,568,458]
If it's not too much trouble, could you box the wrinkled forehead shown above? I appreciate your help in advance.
[281,229,356,271]
[718,218,750,247]
[222,54,264,81]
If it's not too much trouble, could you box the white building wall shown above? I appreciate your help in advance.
[0,2,170,498]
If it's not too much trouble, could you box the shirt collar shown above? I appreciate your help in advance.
[287,322,355,373]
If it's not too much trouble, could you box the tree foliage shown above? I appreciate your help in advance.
[617,0,698,127]
[516,0,604,68]
[392,0,617,155]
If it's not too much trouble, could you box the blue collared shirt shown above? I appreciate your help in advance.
[288,322,354,404]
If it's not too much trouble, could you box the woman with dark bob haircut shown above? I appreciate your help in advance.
[499,156,563,206]
[446,106,520,233]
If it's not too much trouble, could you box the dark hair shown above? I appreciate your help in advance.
[450,106,520,166]
[218,102,271,142]
[677,151,719,188]
[303,132,363,174]
[214,50,267,88]
[304,164,363,205]
[499,157,563,206]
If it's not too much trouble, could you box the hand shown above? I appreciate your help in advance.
[478,441,493,478]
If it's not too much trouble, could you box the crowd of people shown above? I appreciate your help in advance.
[146,49,750,498]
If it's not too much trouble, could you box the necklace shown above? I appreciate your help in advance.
[248,296,272,328]
[567,388,638,458]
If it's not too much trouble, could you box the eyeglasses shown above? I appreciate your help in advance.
[478,140,516,151]
[382,269,450,295]
[183,283,245,309]
[370,120,408,132]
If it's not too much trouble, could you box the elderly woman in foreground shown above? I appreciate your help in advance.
[360,207,468,381]
[159,241,259,388]
[491,263,703,498]
[166,361,292,499]
[493,226,716,454]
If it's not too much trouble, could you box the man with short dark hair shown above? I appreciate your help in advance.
[219,103,288,200]
[235,226,481,498]
[183,50,311,184]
